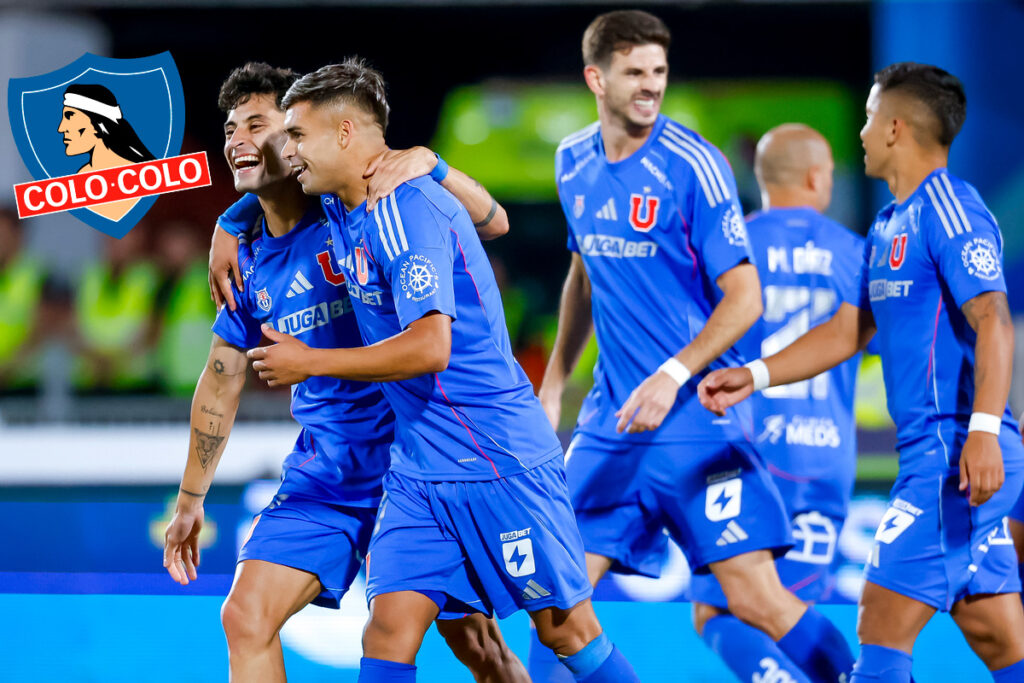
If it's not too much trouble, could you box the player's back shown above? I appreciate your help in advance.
[864,169,1024,468]
[555,115,755,444]
[323,178,562,482]
[740,206,863,515]
[216,208,393,505]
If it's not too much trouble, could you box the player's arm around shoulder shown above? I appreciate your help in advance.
[209,193,262,311]
[164,334,248,585]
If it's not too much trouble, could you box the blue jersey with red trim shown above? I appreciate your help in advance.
[555,115,755,443]
[740,207,863,517]
[213,205,393,505]
[859,168,1023,470]
[321,178,562,481]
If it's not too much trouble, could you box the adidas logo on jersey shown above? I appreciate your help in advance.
[715,520,749,546]
[285,270,314,298]
[521,579,552,601]
[595,198,618,220]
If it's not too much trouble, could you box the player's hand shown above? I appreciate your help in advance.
[698,368,754,417]
[959,432,1005,506]
[365,146,437,211]
[615,371,680,434]
[209,226,242,311]
[163,501,203,586]
[248,324,312,387]
[537,384,563,431]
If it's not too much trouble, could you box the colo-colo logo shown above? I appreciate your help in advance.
[8,53,211,237]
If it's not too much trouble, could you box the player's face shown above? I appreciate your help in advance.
[597,44,667,129]
[283,101,345,196]
[223,94,292,193]
[58,107,98,156]
[860,84,890,179]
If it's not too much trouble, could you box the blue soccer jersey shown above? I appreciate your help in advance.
[321,178,563,481]
[741,207,864,519]
[213,206,394,506]
[859,168,1024,469]
[556,115,755,443]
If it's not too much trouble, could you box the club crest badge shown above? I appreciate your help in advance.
[8,52,211,237]
[256,288,272,312]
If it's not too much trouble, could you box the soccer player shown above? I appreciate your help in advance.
[699,63,1024,683]
[238,57,640,683]
[163,62,527,683]
[536,10,853,683]
[688,123,863,683]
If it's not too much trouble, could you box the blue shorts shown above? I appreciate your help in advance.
[565,432,792,577]
[365,457,592,620]
[864,460,1024,612]
[239,495,377,609]
[690,510,843,606]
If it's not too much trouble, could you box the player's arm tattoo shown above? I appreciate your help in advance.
[193,426,226,470]
[209,357,244,377]
[179,488,205,498]
[200,404,224,418]
[474,198,499,228]
[962,291,1012,332]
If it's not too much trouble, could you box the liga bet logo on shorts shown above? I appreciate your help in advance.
[8,52,211,238]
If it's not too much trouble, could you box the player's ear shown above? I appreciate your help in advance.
[336,118,353,149]
[583,65,604,97]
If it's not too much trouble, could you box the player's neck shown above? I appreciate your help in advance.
[762,187,821,213]
[333,139,387,211]
[889,148,948,204]
[256,184,310,237]
[599,110,653,163]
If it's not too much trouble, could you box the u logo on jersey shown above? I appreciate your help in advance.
[628,193,660,232]
[354,247,369,286]
[888,233,908,270]
[316,250,345,286]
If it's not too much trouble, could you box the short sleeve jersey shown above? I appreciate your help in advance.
[859,168,1022,470]
[739,207,864,516]
[321,178,562,482]
[213,205,393,505]
[555,115,755,443]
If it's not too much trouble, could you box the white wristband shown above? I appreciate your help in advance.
[968,412,1002,435]
[744,359,770,392]
[658,357,692,387]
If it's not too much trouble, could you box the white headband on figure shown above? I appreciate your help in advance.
[63,93,122,122]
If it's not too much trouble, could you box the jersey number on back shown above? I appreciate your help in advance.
[761,285,836,400]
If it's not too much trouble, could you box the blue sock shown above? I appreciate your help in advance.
[993,658,1024,682]
[777,607,855,682]
[703,615,811,683]
[358,657,416,683]
[559,632,639,682]
[529,626,573,683]
[850,644,913,683]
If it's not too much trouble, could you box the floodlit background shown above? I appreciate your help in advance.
[1,1,1023,680]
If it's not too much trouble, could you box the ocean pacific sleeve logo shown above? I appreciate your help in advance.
[960,237,1001,281]
[721,206,748,247]
[398,253,440,302]
[8,52,211,238]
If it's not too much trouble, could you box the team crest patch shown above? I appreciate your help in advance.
[961,237,1001,281]
[256,288,272,312]
[573,195,585,219]
[721,206,748,247]
[8,52,210,237]
[398,253,439,302]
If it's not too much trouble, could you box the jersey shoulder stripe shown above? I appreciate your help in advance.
[656,124,730,208]
[663,120,731,202]
[924,172,973,239]
[557,121,600,153]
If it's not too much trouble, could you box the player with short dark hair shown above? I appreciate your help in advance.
[689,123,864,683]
[700,62,1024,683]
[239,56,640,683]
[536,9,854,683]
[166,60,528,683]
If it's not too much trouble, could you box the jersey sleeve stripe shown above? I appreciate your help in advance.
[379,201,404,256]
[924,184,957,239]
[556,121,600,152]
[664,122,732,201]
[657,135,718,206]
[939,173,973,234]
[661,127,725,204]
[929,178,968,235]
[388,194,410,251]
[373,208,396,261]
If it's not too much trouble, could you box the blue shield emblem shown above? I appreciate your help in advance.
[8,52,186,238]
[256,288,272,312]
